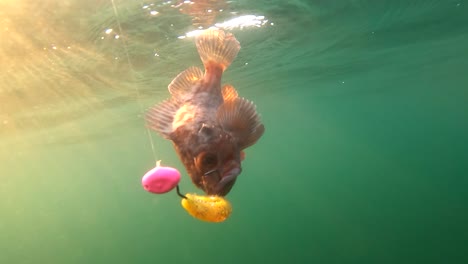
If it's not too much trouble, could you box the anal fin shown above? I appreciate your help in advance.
[222,84,239,102]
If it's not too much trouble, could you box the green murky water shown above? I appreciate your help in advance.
[1,1,467,263]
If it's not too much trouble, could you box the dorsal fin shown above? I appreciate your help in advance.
[145,99,180,139]
[217,97,265,150]
[222,84,238,102]
[196,29,240,71]
[168,67,203,101]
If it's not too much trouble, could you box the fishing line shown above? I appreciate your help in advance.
[110,0,158,165]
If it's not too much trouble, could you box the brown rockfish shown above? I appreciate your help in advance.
[145,29,264,196]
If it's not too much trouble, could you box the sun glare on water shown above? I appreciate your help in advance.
[179,15,272,39]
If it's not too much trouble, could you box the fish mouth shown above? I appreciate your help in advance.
[216,166,241,195]
[203,161,241,196]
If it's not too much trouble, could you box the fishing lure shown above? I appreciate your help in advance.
[141,161,232,222]
[176,186,232,223]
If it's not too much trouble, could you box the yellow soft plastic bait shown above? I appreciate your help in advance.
[176,186,232,222]
[181,193,232,222]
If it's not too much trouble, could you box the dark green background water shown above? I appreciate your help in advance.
[1,0,467,263]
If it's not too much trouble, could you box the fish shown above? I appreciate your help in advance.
[145,28,264,196]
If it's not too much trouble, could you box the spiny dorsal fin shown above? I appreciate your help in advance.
[168,67,203,101]
[222,84,239,102]
[145,99,180,139]
[217,97,265,150]
[196,29,240,71]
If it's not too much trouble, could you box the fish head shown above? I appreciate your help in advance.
[192,129,242,196]
[172,123,243,197]
[169,97,265,197]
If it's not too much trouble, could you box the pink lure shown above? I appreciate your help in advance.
[142,161,181,194]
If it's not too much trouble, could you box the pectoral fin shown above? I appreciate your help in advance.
[217,98,265,149]
[145,99,180,139]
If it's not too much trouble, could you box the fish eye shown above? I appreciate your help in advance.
[202,153,217,166]
[196,152,218,169]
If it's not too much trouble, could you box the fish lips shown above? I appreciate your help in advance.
[203,162,241,196]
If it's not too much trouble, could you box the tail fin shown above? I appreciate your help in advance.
[196,28,240,71]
